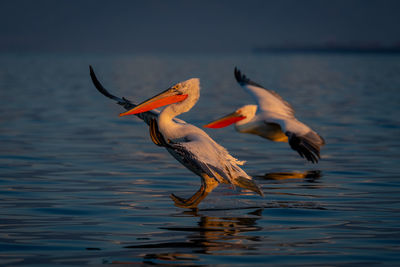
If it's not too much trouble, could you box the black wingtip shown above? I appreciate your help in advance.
[234,67,244,85]
[89,65,120,101]
[89,65,96,80]
[287,132,321,164]
[89,65,102,91]
[234,67,265,88]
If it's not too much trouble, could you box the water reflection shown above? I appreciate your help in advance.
[255,170,325,197]
[255,170,322,182]
[125,208,263,264]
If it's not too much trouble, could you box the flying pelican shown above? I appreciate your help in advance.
[89,66,263,208]
[204,68,325,163]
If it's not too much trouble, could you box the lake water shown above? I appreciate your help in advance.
[1,53,399,266]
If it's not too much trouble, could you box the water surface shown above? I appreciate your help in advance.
[1,53,400,266]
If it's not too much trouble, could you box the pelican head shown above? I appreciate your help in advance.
[119,78,200,117]
[204,104,257,128]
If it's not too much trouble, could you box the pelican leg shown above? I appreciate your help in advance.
[170,177,219,209]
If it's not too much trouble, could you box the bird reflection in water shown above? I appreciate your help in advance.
[256,170,321,182]
[255,170,323,198]
[124,208,263,265]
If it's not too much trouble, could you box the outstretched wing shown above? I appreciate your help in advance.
[90,66,187,126]
[90,66,158,125]
[234,67,294,117]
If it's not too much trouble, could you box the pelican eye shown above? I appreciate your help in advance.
[171,85,182,93]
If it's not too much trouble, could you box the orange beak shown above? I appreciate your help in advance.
[119,88,188,116]
[203,111,246,128]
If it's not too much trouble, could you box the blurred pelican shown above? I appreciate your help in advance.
[204,68,325,163]
[90,66,263,209]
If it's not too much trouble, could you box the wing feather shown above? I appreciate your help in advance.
[90,66,188,126]
[166,139,263,195]
[286,129,325,163]
[234,67,294,117]
[166,136,245,183]
[90,66,159,125]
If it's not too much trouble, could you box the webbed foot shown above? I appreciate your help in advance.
[170,185,208,209]
[170,178,219,208]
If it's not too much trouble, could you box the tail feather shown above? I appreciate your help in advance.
[233,176,264,196]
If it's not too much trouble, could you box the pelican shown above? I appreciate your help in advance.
[89,66,263,208]
[204,68,325,163]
